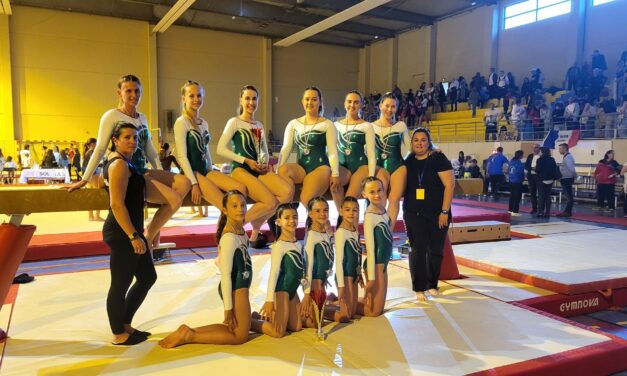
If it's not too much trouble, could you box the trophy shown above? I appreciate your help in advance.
[310,289,327,341]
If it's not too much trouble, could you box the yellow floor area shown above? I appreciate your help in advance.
[1,256,609,375]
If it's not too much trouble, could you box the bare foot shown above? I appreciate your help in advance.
[159,325,193,349]
[95,216,105,221]
[428,288,440,297]
[326,293,338,302]
[337,300,350,323]
[251,311,261,320]
[112,332,130,344]
[415,292,428,302]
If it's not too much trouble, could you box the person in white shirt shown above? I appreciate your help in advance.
[68,74,191,249]
[20,144,32,169]
[564,97,581,130]
[483,103,503,141]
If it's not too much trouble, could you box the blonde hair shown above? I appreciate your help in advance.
[180,80,204,122]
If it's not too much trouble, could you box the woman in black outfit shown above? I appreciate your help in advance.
[103,122,156,345]
[402,128,454,302]
[535,147,558,218]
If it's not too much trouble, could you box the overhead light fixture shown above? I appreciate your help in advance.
[0,0,12,15]
[274,0,391,47]
[152,0,196,33]
[471,1,477,5]
[374,35,379,39]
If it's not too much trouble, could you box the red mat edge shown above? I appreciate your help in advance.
[515,287,627,318]
[467,303,627,376]
[455,255,627,295]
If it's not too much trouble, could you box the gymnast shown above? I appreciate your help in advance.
[356,177,392,317]
[174,80,246,212]
[159,190,253,347]
[217,85,293,244]
[373,92,412,232]
[331,91,377,209]
[69,74,190,249]
[251,204,305,338]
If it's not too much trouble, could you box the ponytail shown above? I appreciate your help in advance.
[216,190,246,243]
[336,196,359,228]
[274,202,299,241]
[305,196,327,231]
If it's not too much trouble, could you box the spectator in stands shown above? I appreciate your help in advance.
[392,84,402,99]
[479,85,490,108]
[521,77,532,105]
[488,68,498,99]
[593,150,620,212]
[471,72,485,91]
[589,68,607,101]
[437,82,447,113]
[465,159,482,179]
[564,97,580,130]
[566,62,580,91]
[596,98,616,137]
[502,90,512,124]
[510,98,526,140]
[620,161,627,218]
[58,149,70,171]
[507,150,525,216]
[617,51,627,102]
[483,103,502,141]
[3,156,17,184]
[83,137,104,221]
[458,76,468,102]
[41,148,57,168]
[486,147,508,199]
[159,142,180,172]
[53,145,60,165]
[449,79,458,112]
[591,50,607,73]
[616,95,627,138]
[468,87,479,117]
[497,70,509,103]
[506,72,516,91]
[71,147,82,181]
[525,144,542,214]
[19,144,32,169]
[539,103,550,135]
[580,100,597,138]
[0,148,3,171]
[552,101,566,131]
[531,68,545,92]
[535,147,558,218]
[557,143,577,218]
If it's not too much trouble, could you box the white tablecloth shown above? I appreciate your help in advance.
[19,168,71,184]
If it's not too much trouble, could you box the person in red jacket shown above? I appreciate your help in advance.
[593,150,620,211]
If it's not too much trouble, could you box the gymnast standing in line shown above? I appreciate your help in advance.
[174,80,246,212]
[217,85,293,245]
[356,177,392,317]
[373,92,412,232]
[251,204,305,338]
[69,74,190,250]
[277,87,340,209]
[159,190,253,348]
[300,197,335,327]
[103,122,156,346]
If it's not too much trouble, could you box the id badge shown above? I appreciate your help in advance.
[416,188,425,200]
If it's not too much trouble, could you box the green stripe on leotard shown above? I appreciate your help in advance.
[186,128,211,175]
[131,124,150,174]
[375,132,404,174]
[230,128,260,177]
[275,249,305,300]
[295,130,329,174]
[338,130,368,174]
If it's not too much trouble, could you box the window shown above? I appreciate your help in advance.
[504,0,571,29]
[592,0,616,5]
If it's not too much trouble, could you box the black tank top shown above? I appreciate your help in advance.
[102,156,146,242]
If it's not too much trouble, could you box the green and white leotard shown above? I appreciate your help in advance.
[174,116,212,184]
[217,233,253,310]
[303,230,333,294]
[266,240,306,301]
[334,120,377,175]
[217,117,269,178]
[278,119,339,176]
[334,227,362,286]
[364,211,393,278]
[372,121,411,174]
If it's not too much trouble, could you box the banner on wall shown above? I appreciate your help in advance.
[543,130,580,149]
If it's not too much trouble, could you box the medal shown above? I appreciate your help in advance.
[326,269,333,278]
[242,270,250,280]
[345,148,352,156]
[300,277,308,286]
[381,153,388,159]
[303,148,310,155]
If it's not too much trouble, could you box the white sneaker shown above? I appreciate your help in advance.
[510,212,522,217]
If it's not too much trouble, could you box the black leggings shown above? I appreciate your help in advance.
[404,212,448,292]
[105,236,157,334]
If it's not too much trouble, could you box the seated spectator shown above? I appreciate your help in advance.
[465,159,482,179]
[564,97,581,130]
[159,142,180,172]
[3,156,17,184]
[41,149,58,168]
[483,103,502,141]
[580,101,597,138]
[552,101,566,130]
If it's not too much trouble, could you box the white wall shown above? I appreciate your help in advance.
[367,38,394,94]
[397,27,431,92]
[435,6,494,82]
[584,0,627,81]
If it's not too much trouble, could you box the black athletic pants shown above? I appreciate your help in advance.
[528,174,539,212]
[105,236,157,334]
[404,211,448,292]
[508,182,523,213]
[560,178,574,214]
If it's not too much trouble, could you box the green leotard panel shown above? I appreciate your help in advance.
[218,243,253,301]
[375,131,404,174]
[131,124,150,174]
[363,221,393,273]
[230,128,260,177]
[342,236,362,278]
[275,249,305,300]
[312,241,334,281]
[338,130,368,174]
[186,128,211,175]
[295,130,329,174]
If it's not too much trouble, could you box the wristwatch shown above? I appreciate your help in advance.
[440,210,449,215]
[128,231,140,241]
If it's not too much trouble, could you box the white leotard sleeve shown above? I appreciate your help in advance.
[265,242,285,302]
[82,109,117,182]
[218,233,237,311]
[304,232,316,294]
[365,122,377,177]
[258,123,269,165]
[217,118,246,164]
[278,121,295,168]
[334,229,347,288]
[174,116,198,185]
[364,213,376,281]
[400,122,411,159]
[325,120,340,177]
[143,114,162,171]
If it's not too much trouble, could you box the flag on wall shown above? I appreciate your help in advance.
[543,130,580,149]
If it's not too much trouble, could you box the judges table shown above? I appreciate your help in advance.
[19,168,71,184]
[454,178,484,195]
